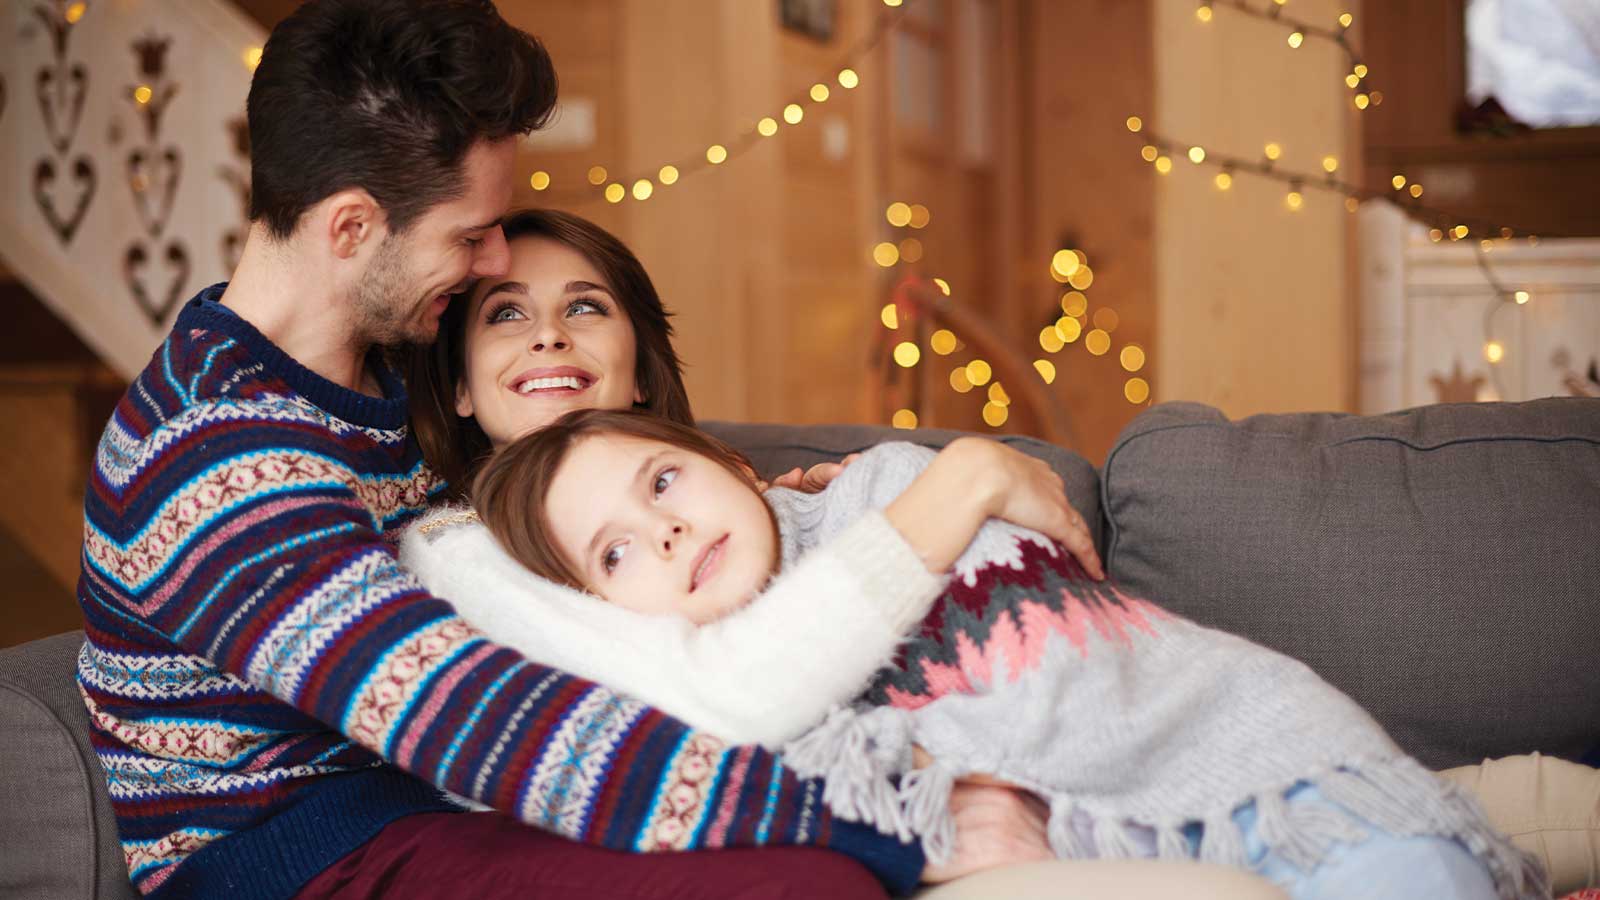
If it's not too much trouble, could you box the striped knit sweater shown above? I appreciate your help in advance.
[76,285,922,899]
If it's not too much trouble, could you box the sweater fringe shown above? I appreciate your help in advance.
[783,709,1549,900]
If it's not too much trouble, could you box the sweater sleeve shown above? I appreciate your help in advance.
[403,507,944,747]
[85,423,924,893]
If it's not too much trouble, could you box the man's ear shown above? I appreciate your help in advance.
[323,188,384,260]
[454,379,474,418]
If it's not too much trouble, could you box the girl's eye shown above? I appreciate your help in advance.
[567,298,607,317]
[486,302,524,324]
[601,542,627,574]
[653,467,678,497]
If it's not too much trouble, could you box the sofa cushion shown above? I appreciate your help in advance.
[704,421,1104,552]
[0,630,138,900]
[1101,398,1600,770]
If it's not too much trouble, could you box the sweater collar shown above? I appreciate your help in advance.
[177,282,410,432]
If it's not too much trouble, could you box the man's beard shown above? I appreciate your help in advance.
[350,232,434,348]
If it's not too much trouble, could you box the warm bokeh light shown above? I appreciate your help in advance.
[880,303,898,329]
[529,171,550,191]
[1051,250,1081,279]
[588,165,608,185]
[1345,197,1360,213]
[1141,144,1159,162]
[982,402,1009,428]
[134,85,153,105]
[1453,224,1470,239]
[1196,4,1213,22]
[1354,64,1369,78]
[1056,317,1083,343]
[1034,359,1057,384]
[1264,142,1283,161]
[1126,116,1143,132]
[988,382,1011,407]
[65,2,86,23]
[908,204,931,228]
[1287,31,1304,49]
[892,408,918,429]
[707,144,728,164]
[659,165,679,185]
[1354,93,1370,109]
[1339,12,1354,27]
[894,341,921,368]
[873,242,900,267]
[1429,228,1444,242]
[886,202,912,227]
[758,117,779,136]
[1391,174,1406,190]
[244,46,263,70]
[1155,156,1173,174]
[811,83,831,103]
[1484,341,1505,364]
[1514,290,1531,305]
[1322,156,1339,173]
[1125,377,1151,404]
[1067,266,1094,291]
[933,277,951,296]
[966,360,993,386]
[632,179,653,201]
[783,104,804,125]
[1085,329,1111,356]
[1286,191,1304,211]
[1093,308,1120,332]
[1040,326,1064,353]
[950,366,974,393]
[1214,171,1233,191]
[1345,74,1360,89]
[604,183,625,203]
[1188,146,1206,164]
[883,0,903,7]
[1120,345,1146,372]
[838,68,860,89]
[1409,184,1423,198]
[1061,291,1087,317]
[898,238,924,262]
[931,329,958,355]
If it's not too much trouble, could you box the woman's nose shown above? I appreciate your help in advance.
[527,323,570,353]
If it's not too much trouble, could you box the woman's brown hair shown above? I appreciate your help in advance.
[473,408,768,590]
[408,209,694,495]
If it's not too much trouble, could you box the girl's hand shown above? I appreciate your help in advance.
[955,438,1104,580]
[767,454,861,494]
[920,782,1055,883]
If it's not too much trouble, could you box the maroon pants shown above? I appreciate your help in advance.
[294,811,889,900]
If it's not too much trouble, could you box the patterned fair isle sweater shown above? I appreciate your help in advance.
[76,285,922,899]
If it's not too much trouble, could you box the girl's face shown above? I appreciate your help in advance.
[544,434,779,624]
[454,236,640,447]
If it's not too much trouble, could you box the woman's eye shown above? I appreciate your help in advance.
[653,467,678,496]
[486,303,524,324]
[567,298,606,317]
[601,542,627,574]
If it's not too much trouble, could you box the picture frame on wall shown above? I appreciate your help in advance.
[779,0,836,43]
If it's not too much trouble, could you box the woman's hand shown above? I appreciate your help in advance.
[921,782,1056,883]
[885,438,1104,578]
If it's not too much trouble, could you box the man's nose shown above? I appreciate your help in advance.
[471,226,510,279]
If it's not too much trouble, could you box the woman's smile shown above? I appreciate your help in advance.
[509,365,596,397]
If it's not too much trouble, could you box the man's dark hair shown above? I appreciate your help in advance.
[247,0,557,238]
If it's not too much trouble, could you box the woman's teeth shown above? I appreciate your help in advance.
[516,376,585,394]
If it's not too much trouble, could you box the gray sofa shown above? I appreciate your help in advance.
[4,398,1597,899]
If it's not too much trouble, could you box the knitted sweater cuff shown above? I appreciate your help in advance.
[827,818,927,896]
[826,510,949,638]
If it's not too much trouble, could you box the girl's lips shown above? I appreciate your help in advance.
[689,535,727,593]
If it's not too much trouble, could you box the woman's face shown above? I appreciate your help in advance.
[455,236,640,446]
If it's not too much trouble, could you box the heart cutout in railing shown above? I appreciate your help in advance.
[129,146,183,238]
[125,240,191,325]
[36,62,88,155]
[34,155,96,244]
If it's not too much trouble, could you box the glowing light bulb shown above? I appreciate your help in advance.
[1061,291,1087,317]
[632,179,653,201]
[1125,377,1151,404]
[1484,341,1505,364]
[1085,329,1111,356]
[1141,145,1159,162]
[706,145,728,164]
[1196,4,1213,22]
[811,83,830,103]
[588,165,608,185]
[1056,317,1083,343]
[1264,142,1283,160]
[758,117,779,136]
[604,183,625,203]
[1120,345,1146,372]
[1322,156,1339,173]
[134,85,153,104]
[1409,184,1423,198]
[1051,250,1081,279]
[1453,224,1470,240]
[1155,156,1173,174]
[988,382,1011,407]
[529,171,550,191]
[1040,326,1065,353]
[659,165,679,185]
[1286,190,1304,211]
[966,360,992,386]
[873,242,900,267]
[1034,359,1057,384]
[1391,174,1406,190]
[1068,266,1094,291]
[1345,197,1360,213]
[893,341,921,368]
[982,402,1009,428]
[1354,64,1369,78]
[1287,31,1305,49]
[1514,291,1530,305]
[65,2,87,23]
[1429,229,1444,242]
[1188,146,1206,164]
[1126,116,1144,132]
[880,303,898,329]
[1354,93,1370,109]
[931,329,958,355]
[1339,12,1353,27]
[892,409,918,429]
[950,366,974,393]
[1345,73,1360,89]
[1214,171,1233,191]
[783,103,804,125]
[908,204,931,228]
[838,68,860,89]
[886,202,912,227]
[932,277,951,296]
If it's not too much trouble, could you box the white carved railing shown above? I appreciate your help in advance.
[0,0,265,379]
[1358,203,1600,411]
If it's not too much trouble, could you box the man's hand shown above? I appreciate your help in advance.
[921,782,1055,883]
[767,454,861,494]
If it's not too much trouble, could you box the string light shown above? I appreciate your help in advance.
[880,303,899,329]
[892,409,918,429]
[1391,174,1406,190]
[965,360,992,386]
[1408,183,1423,198]
[1125,377,1152,404]
[1339,12,1353,28]
[1127,116,1144,132]
[1141,144,1159,162]
[1264,142,1283,161]
[1056,317,1083,343]
[757,117,779,137]
[1322,155,1339,173]
[1051,250,1081,279]
[987,383,1011,407]
[1034,360,1057,383]
[1188,146,1207,164]
[587,165,608,185]
[950,366,974,393]
[893,341,921,367]
[931,329,958,354]
[1286,187,1304,211]
[1120,345,1146,372]
[1196,2,1214,22]
[706,144,728,164]
[908,204,931,228]
[1040,326,1065,353]
[1155,156,1174,174]
[134,85,153,105]
[631,179,654,200]
[982,402,1009,427]
[873,242,900,267]
[65,2,86,23]
[810,83,830,102]
[659,165,680,185]
[1287,31,1305,49]
[898,237,924,262]
[243,47,263,70]
[932,277,951,295]
[1484,341,1505,364]
[1199,0,1375,97]
[1215,170,1234,191]
[604,183,625,203]
[1085,329,1112,355]
[783,103,805,125]
[529,171,551,191]
[886,202,912,227]
[838,68,860,89]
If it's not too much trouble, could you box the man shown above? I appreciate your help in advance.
[77,1,925,896]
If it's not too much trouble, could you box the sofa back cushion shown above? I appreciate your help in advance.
[0,631,139,900]
[703,421,1104,551]
[1101,398,1600,770]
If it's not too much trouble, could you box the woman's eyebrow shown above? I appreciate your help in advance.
[482,280,529,297]
[565,280,612,296]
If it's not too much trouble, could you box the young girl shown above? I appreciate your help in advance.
[459,408,1548,900]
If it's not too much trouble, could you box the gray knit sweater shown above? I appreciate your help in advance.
[770,442,1547,900]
